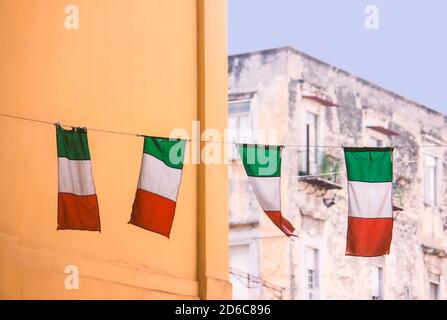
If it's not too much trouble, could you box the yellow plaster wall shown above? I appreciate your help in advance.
[0,0,230,299]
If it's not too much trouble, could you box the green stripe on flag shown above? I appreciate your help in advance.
[143,136,186,170]
[238,144,281,177]
[56,126,91,160]
[344,147,393,182]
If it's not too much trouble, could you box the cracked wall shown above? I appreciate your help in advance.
[228,47,447,300]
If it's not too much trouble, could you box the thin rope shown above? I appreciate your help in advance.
[0,113,55,126]
[3,112,447,149]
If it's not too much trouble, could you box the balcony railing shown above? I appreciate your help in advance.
[298,151,342,190]
[229,267,285,300]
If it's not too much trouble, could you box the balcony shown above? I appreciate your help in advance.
[298,151,342,192]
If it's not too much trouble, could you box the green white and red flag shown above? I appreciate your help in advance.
[56,125,100,231]
[237,144,297,237]
[130,136,186,238]
[344,147,394,257]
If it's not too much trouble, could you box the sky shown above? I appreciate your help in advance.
[228,0,447,114]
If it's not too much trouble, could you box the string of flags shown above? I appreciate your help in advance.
[56,124,187,238]
[54,125,397,257]
[1,112,446,257]
[237,145,395,257]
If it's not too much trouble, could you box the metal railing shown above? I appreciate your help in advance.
[298,151,341,184]
[229,267,285,300]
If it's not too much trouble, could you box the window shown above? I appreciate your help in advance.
[306,247,319,300]
[424,155,438,206]
[368,136,383,147]
[229,244,251,300]
[228,100,252,160]
[429,273,440,300]
[429,282,439,300]
[370,265,384,300]
[302,112,319,174]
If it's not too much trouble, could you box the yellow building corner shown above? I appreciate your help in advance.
[0,0,231,299]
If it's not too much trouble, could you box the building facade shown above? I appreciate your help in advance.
[0,0,231,299]
[228,47,447,300]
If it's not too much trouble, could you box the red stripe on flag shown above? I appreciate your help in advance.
[264,211,297,237]
[346,216,393,257]
[130,188,177,238]
[57,193,100,231]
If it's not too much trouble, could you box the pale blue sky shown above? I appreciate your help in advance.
[228,0,447,114]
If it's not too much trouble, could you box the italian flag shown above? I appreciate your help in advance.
[237,144,296,237]
[130,136,186,238]
[344,147,394,257]
[56,125,100,231]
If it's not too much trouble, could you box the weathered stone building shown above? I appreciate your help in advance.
[228,47,447,300]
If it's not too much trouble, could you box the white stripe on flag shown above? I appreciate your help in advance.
[247,176,280,211]
[348,181,392,218]
[138,153,182,202]
[58,158,96,195]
